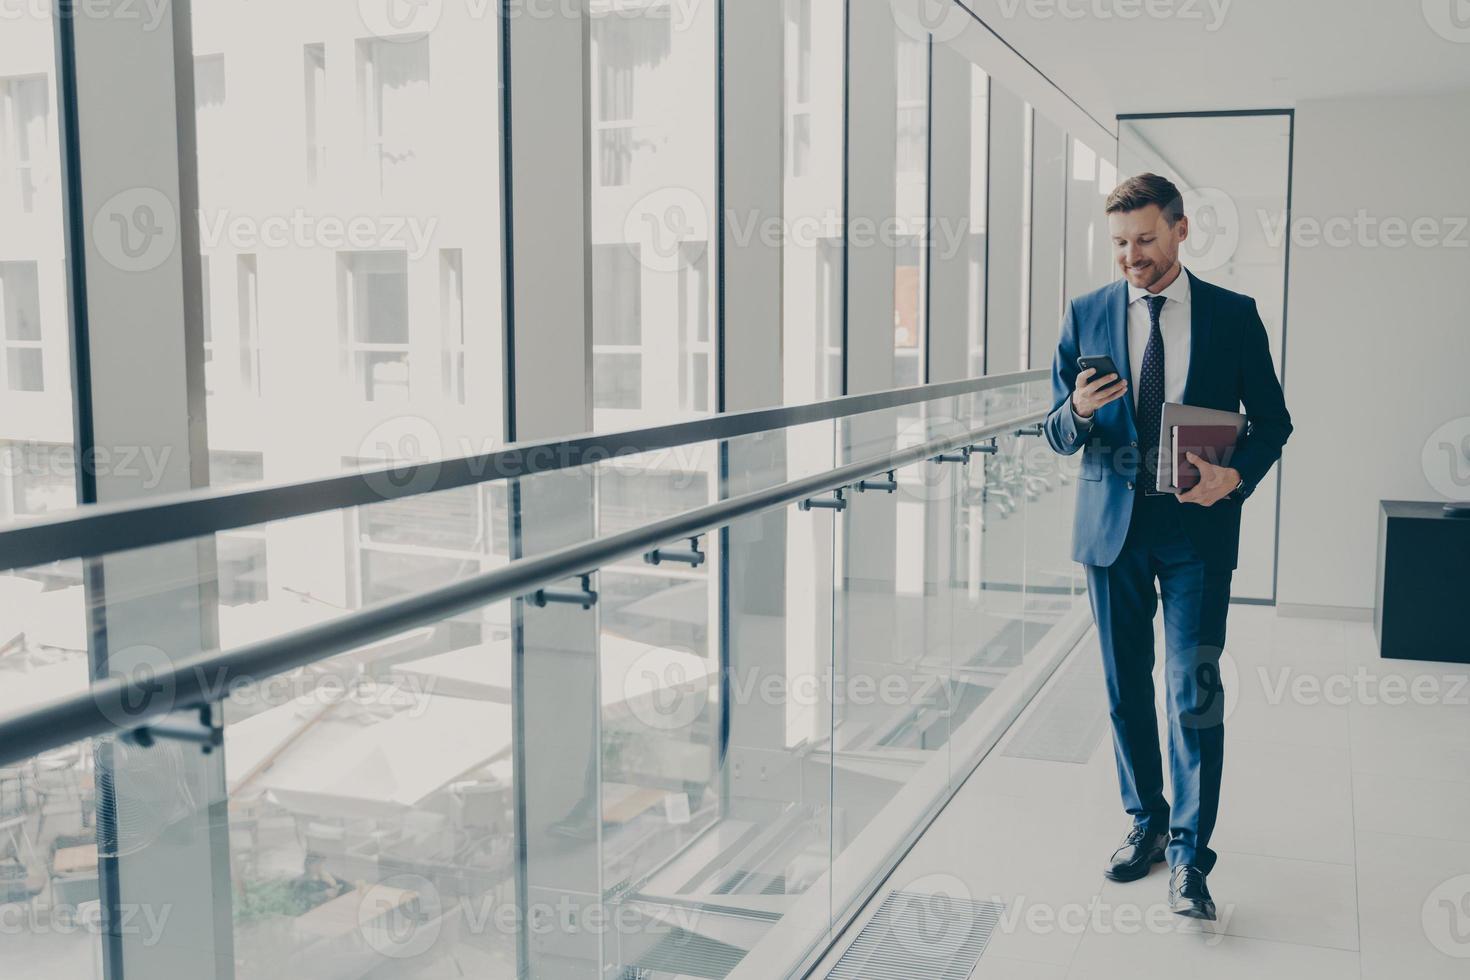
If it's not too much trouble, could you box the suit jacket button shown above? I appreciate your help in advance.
[1126,482,1134,490]
[1130,441,1138,448]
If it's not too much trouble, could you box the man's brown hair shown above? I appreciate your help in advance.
[1105,173,1185,225]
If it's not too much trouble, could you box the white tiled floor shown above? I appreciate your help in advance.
[815,604,1470,979]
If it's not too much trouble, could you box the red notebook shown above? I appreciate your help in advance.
[1172,425,1241,490]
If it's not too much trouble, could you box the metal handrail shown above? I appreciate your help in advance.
[0,406,1046,768]
[0,370,1046,574]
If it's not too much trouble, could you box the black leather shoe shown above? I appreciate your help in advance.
[1168,864,1217,920]
[1103,826,1167,882]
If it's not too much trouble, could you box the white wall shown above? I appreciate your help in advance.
[1278,91,1470,611]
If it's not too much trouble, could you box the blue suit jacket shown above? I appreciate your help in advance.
[1044,271,1292,570]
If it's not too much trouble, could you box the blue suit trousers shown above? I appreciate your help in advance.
[1085,490,1232,874]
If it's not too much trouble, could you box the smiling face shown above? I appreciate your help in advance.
[1109,203,1189,291]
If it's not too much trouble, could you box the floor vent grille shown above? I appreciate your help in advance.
[825,890,1003,980]
[631,926,747,979]
[1002,641,1107,764]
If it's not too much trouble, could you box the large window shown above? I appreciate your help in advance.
[589,0,716,428]
[968,67,990,376]
[894,32,929,387]
[303,43,327,184]
[592,243,644,411]
[782,0,845,403]
[0,75,49,213]
[0,15,70,534]
[340,250,411,403]
[357,35,430,195]
[0,261,42,392]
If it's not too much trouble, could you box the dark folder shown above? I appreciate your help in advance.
[1171,424,1242,490]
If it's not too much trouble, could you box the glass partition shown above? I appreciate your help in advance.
[0,374,1084,979]
[0,6,77,530]
[0,734,104,978]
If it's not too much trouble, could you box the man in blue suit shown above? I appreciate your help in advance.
[1044,173,1292,920]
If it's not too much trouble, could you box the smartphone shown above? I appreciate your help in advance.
[1076,354,1123,384]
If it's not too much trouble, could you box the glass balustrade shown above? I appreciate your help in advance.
[0,374,1088,979]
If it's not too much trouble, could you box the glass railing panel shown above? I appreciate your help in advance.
[825,448,962,929]
[945,427,1030,777]
[601,498,838,979]
[219,594,520,979]
[1020,404,1086,662]
[0,559,92,712]
[0,735,105,978]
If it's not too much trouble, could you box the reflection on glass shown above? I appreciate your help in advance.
[968,67,990,377]
[894,32,929,389]
[0,12,73,529]
[782,0,844,404]
[589,1,716,429]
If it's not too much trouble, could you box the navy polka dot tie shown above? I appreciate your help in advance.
[1136,294,1167,492]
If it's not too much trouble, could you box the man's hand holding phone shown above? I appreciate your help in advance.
[1072,367,1128,420]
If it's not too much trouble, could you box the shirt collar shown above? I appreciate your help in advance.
[1127,266,1191,308]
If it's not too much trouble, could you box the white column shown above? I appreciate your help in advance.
[61,1,232,976]
[502,6,602,978]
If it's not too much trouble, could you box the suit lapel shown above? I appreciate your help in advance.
[1106,279,1138,438]
[1181,269,1211,405]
